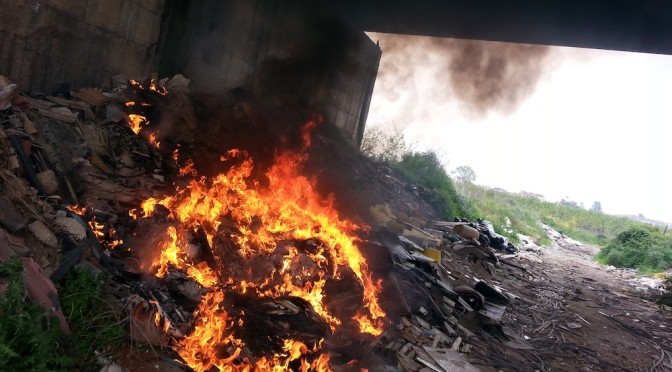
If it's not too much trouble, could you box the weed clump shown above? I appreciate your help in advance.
[596,226,672,271]
[0,258,124,371]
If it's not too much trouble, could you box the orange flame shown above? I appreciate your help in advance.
[66,205,124,249]
[130,120,385,370]
[130,79,168,96]
[148,132,160,149]
[128,114,147,135]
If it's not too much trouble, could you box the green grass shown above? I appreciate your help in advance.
[456,183,672,271]
[0,258,71,371]
[457,182,648,247]
[391,151,472,219]
[0,258,124,372]
[359,125,672,271]
[59,269,125,369]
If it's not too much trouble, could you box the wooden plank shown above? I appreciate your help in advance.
[422,347,481,372]
[38,108,77,123]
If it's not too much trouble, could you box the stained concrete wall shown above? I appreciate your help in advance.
[0,0,379,146]
[0,0,165,92]
[158,0,380,146]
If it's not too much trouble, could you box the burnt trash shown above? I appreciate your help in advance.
[0,71,568,371]
[476,218,518,253]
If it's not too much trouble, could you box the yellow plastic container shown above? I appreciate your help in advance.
[423,247,442,263]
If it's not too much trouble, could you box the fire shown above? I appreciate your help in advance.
[148,132,160,148]
[128,121,385,370]
[66,205,123,249]
[128,114,146,135]
[66,204,87,215]
[130,78,168,96]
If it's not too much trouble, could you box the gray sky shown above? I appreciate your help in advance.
[366,33,672,223]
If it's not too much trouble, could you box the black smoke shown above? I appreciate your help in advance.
[372,33,551,116]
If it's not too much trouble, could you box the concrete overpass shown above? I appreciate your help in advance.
[329,0,672,55]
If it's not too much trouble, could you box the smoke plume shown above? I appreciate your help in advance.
[370,33,551,117]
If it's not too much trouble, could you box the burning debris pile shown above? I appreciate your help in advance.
[0,73,390,371]
[4,73,661,372]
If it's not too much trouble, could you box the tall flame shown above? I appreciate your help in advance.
[130,121,385,370]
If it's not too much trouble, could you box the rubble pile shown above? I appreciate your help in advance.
[0,74,190,368]
[1,74,670,372]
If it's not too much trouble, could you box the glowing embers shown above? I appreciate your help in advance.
[125,78,165,147]
[130,78,168,96]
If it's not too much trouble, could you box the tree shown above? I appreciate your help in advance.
[360,125,409,163]
[559,198,581,209]
[591,201,603,213]
[453,165,476,183]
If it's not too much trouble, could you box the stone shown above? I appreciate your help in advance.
[53,216,87,241]
[28,220,58,248]
[36,169,59,195]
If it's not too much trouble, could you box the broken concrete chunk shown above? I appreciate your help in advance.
[53,216,87,241]
[36,169,59,195]
[165,74,191,93]
[28,220,58,248]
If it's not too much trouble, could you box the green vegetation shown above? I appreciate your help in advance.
[392,151,472,218]
[0,258,67,371]
[452,165,477,184]
[596,226,672,272]
[361,125,471,219]
[360,125,410,163]
[0,258,124,372]
[60,269,125,369]
[458,182,644,246]
[360,125,672,271]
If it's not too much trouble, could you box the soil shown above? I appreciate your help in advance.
[483,242,672,371]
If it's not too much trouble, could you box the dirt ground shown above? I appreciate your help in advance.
[484,242,672,371]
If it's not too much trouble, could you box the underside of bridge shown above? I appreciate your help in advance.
[2,0,670,147]
[329,0,672,55]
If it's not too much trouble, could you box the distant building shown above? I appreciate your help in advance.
[519,191,545,200]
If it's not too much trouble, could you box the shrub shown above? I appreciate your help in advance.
[0,259,124,372]
[391,150,470,219]
[59,269,125,369]
[0,258,71,371]
[596,226,672,270]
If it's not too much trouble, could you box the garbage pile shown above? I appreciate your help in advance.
[0,74,188,369]
[364,208,552,370]
[2,74,663,371]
